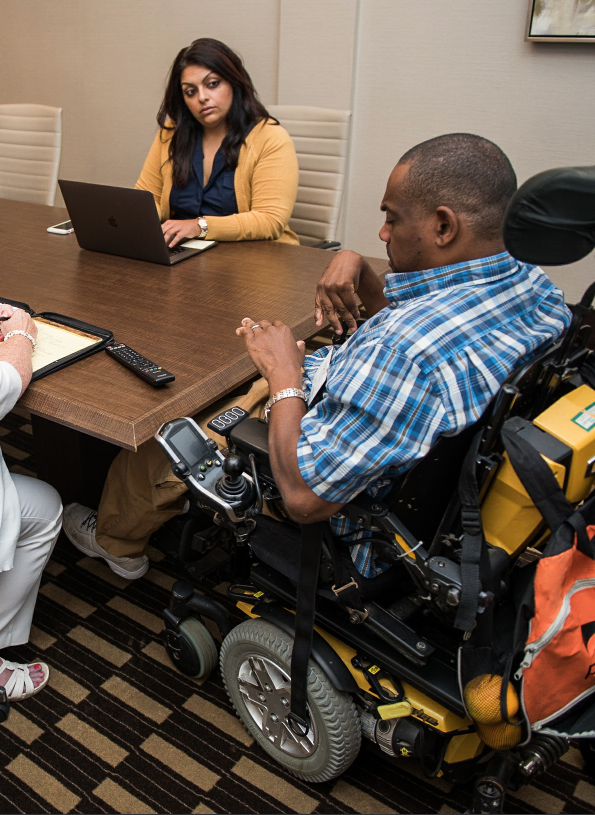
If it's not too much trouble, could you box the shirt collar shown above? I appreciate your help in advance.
[384,252,523,306]
[193,130,226,189]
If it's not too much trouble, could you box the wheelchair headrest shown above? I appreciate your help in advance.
[503,165,595,266]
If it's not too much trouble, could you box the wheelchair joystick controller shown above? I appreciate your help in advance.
[215,454,254,509]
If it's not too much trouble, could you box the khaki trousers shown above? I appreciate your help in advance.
[96,378,269,558]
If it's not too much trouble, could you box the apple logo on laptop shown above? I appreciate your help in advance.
[108,215,118,227]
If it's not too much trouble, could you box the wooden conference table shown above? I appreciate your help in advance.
[1,198,388,504]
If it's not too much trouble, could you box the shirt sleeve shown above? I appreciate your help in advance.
[135,129,168,210]
[205,124,299,242]
[296,342,448,503]
[0,361,23,421]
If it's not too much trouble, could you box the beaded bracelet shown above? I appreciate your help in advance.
[4,329,36,352]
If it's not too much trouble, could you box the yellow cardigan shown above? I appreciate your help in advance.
[135,118,299,244]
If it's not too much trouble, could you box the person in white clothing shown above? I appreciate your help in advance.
[0,303,62,701]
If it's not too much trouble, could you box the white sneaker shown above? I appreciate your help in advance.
[63,503,149,580]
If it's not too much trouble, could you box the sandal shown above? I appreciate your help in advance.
[0,657,50,701]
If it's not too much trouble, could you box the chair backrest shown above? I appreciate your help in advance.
[386,338,566,547]
[0,104,62,206]
[268,105,351,246]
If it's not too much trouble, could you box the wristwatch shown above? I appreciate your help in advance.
[264,388,307,423]
[197,216,209,239]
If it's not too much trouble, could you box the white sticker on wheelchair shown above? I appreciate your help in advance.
[308,349,333,406]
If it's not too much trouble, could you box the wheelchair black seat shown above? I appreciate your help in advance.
[247,514,403,602]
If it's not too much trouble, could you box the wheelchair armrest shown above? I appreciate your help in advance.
[312,240,341,251]
[229,418,274,480]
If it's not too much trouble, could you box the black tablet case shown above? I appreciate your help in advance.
[1,298,113,381]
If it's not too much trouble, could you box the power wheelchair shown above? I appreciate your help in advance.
[154,165,595,814]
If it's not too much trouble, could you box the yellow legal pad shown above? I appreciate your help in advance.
[32,318,102,374]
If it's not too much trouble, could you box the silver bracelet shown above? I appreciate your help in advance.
[4,329,36,352]
[264,388,307,423]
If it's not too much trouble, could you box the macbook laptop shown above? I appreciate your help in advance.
[58,180,216,265]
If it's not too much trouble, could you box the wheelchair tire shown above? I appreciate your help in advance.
[164,617,218,679]
[220,617,361,783]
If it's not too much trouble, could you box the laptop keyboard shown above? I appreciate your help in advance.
[168,245,188,256]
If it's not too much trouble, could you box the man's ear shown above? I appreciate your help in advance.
[434,206,459,247]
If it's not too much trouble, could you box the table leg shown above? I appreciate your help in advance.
[31,416,120,508]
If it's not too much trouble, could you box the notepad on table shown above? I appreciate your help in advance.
[31,318,103,373]
[179,239,218,250]
[0,298,113,380]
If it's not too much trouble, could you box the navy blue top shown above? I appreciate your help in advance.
[169,131,238,219]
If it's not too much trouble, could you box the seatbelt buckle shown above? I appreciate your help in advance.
[461,507,482,535]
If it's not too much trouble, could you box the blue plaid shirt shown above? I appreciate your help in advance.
[296,252,571,577]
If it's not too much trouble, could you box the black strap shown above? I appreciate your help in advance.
[501,426,573,532]
[289,522,324,734]
[501,425,593,556]
[454,430,490,633]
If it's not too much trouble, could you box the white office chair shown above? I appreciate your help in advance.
[268,105,351,248]
[0,104,62,206]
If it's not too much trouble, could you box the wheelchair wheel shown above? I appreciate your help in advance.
[220,618,361,783]
[163,617,218,679]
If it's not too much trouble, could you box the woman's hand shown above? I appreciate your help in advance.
[0,306,37,395]
[235,318,305,392]
[0,306,37,342]
[161,219,200,248]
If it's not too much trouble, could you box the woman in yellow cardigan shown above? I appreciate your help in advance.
[136,38,299,246]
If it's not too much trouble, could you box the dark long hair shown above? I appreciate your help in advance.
[157,38,271,187]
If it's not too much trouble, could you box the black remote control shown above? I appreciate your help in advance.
[106,343,175,387]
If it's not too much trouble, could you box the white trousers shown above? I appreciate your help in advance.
[0,474,62,650]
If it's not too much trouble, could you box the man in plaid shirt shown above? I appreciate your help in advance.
[64,133,570,581]
[237,133,570,577]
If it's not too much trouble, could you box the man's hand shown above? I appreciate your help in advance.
[315,249,390,335]
[161,218,200,248]
[235,318,305,391]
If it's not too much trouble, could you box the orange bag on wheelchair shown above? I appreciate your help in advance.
[503,426,595,737]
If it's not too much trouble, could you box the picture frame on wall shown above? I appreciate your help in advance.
[526,0,595,41]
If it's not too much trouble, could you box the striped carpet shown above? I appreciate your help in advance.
[1,408,595,814]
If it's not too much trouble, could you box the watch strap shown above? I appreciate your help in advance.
[264,388,307,422]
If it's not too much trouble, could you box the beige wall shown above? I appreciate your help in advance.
[0,0,281,192]
[0,0,593,300]
[345,0,595,302]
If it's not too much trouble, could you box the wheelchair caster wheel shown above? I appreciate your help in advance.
[220,618,361,783]
[163,617,218,679]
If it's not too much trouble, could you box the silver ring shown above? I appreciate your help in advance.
[251,324,262,330]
